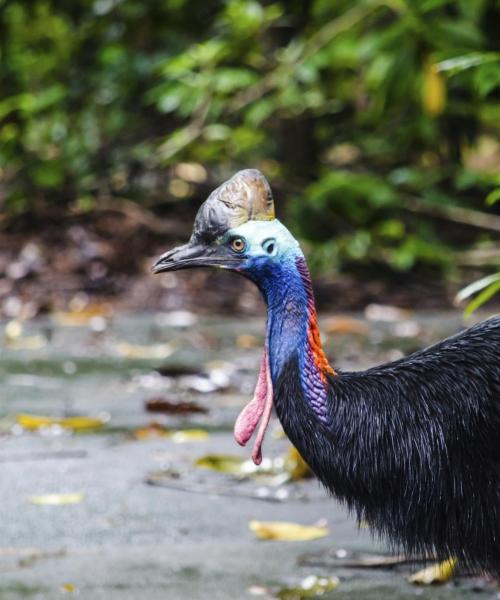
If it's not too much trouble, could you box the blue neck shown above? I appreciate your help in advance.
[247,254,333,425]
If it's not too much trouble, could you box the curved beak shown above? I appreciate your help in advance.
[152,241,243,274]
[152,242,211,274]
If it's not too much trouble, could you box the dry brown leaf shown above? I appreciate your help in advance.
[323,316,369,336]
[145,397,207,415]
[132,422,169,440]
[236,334,260,349]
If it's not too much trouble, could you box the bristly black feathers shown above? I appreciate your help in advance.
[274,316,500,574]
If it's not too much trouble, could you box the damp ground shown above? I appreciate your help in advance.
[0,310,497,600]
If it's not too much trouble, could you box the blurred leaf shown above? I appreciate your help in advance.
[455,273,500,304]
[422,60,446,116]
[408,557,457,585]
[249,520,329,541]
[52,305,112,327]
[276,575,339,599]
[145,397,208,415]
[17,414,108,431]
[114,341,174,360]
[132,422,169,440]
[170,429,209,443]
[486,189,500,205]
[29,493,84,506]
[464,280,500,316]
[196,454,247,474]
[284,446,312,481]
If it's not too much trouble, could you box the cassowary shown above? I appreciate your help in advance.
[153,169,500,574]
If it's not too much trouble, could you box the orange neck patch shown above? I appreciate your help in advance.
[308,310,336,382]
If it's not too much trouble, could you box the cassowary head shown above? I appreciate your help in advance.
[153,169,312,464]
[152,169,300,278]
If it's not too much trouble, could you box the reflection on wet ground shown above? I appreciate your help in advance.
[0,310,497,599]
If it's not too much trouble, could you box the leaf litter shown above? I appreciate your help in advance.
[249,520,330,542]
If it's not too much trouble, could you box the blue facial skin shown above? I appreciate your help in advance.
[221,220,332,425]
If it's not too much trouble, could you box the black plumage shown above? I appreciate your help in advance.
[274,317,500,573]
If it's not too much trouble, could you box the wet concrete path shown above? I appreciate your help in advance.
[0,311,497,599]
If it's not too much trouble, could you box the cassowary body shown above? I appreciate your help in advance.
[153,169,500,574]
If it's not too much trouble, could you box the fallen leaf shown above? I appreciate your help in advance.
[29,493,84,506]
[16,413,108,431]
[249,520,329,542]
[171,429,209,443]
[145,397,208,415]
[132,425,209,442]
[155,364,200,377]
[236,334,260,348]
[132,422,169,440]
[196,454,247,475]
[284,446,311,481]
[408,557,457,585]
[276,575,339,599]
[4,320,46,350]
[52,303,112,327]
[114,341,174,360]
[298,549,414,569]
[323,316,369,336]
[5,335,47,350]
[61,583,76,593]
[247,585,270,596]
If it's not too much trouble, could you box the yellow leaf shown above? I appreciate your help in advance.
[133,426,209,442]
[29,493,84,506]
[114,341,173,360]
[277,575,339,599]
[61,583,76,593]
[249,520,329,542]
[4,320,47,350]
[284,446,311,481]
[408,557,457,585]
[196,454,246,474]
[171,429,209,443]
[422,60,446,116]
[5,335,47,350]
[16,413,108,431]
[52,304,112,327]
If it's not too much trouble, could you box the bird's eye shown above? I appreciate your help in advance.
[262,238,277,255]
[230,237,246,253]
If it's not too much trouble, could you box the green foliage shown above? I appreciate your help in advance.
[1,0,500,278]
[456,273,500,316]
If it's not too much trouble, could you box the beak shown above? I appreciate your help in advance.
[152,241,243,274]
[152,242,210,274]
